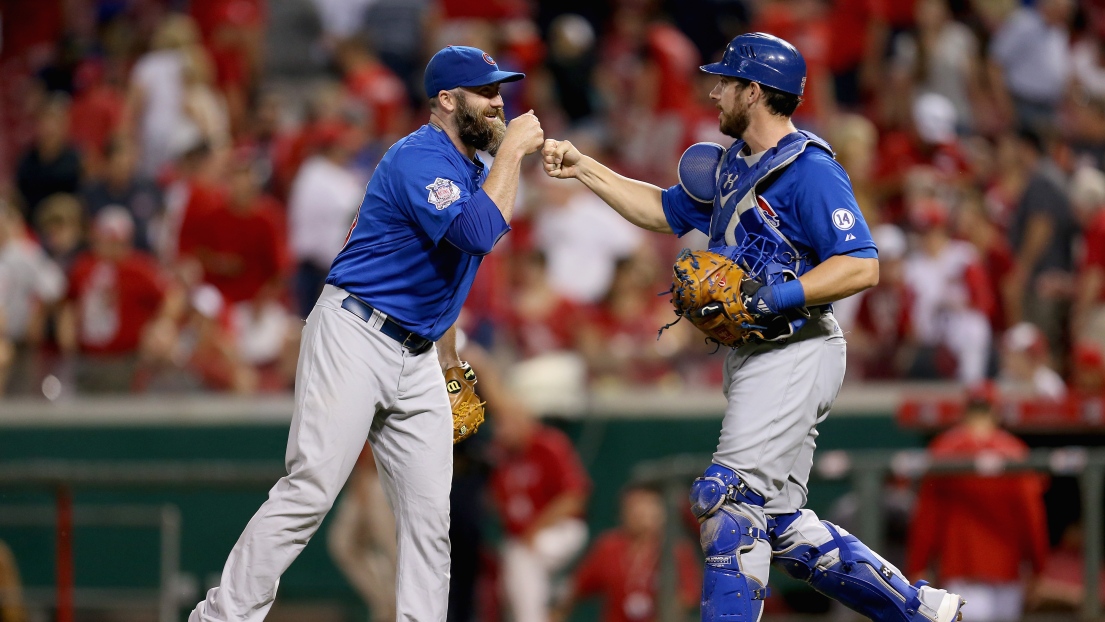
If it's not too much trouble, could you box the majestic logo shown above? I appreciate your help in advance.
[482,52,496,65]
[832,208,856,231]
[757,196,780,227]
[426,178,462,210]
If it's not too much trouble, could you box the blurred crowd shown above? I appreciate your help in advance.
[6,0,1105,397]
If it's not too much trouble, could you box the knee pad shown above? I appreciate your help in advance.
[689,464,766,521]
[699,506,770,622]
[769,515,964,622]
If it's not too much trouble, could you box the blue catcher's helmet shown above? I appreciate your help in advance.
[701,32,806,96]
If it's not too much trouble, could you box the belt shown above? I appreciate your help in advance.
[340,295,433,355]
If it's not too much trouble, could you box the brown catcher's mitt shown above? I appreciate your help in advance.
[666,249,765,347]
[445,361,485,444]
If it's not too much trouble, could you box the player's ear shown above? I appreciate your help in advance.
[437,89,459,114]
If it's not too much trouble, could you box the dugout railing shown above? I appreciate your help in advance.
[0,449,1101,621]
[632,448,1105,622]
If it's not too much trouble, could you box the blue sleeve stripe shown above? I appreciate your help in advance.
[843,246,878,259]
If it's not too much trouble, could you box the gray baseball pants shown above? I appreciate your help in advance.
[191,284,454,622]
[712,312,847,587]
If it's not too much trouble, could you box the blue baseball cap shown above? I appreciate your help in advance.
[423,46,525,98]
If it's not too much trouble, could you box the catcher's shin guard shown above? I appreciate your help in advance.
[769,511,965,622]
[691,464,771,622]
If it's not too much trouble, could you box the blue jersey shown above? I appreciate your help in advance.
[327,124,507,341]
[661,140,877,275]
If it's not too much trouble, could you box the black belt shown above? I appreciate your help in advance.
[340,295,433,355]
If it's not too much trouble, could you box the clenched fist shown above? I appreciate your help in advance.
[542,139,583,179]
[501,111,545,156]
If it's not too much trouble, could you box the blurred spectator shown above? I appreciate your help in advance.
[851,224,914,379]
[1070,342,1105,396]
[68,60,127,178]
[903,195,993,383]
[179,46,232,151]
[988,0,1074,132]
[545,14,598,123]
[126,14,201,177]
[490,402,590,622]
[998,322,1067,400]
[1028,522,1105,612]
[328,444,397,622]
[873,93,971,223]
[159,142,225,265]
[288,121,365,317]
[956,192,1014,334]
[178,151,288,306]
[362,0,435,104]
[503,249,583,360]
[578,254,691,387]
[33,193,85,271]
[1005,129,1079,356]
[531,170,644,304]
[753,0,834,129]
[189,0,265,131]
[81,139,165,253]
[156,284,259,393]
[889,0,984,133]
[825,0,882,108]
[57,207,185,393]
[0,539,26,622]
[16,95,82,226]
[555,483,700,622]
[0,203,66,395]
[309,0,374,42]
[828,114,878,222]
[335,37,409,142]
[1072,165,1105,347]
[907,384,1049,622]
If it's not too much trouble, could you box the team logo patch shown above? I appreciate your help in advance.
[757,196,780,227]
[482,52,496,65]
[832,208,856,231]
[426,178,462,210]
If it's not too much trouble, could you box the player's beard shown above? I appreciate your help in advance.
[719,99,750,139]
[456,94,507,156]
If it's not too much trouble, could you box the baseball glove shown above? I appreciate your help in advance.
[666,249,765,348]
[445,361,485,444]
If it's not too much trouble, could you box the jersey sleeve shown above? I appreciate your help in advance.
[792,151,877,261]
[661,184,713,237]
[389,148,472,244]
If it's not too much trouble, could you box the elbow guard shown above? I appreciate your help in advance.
[678,142,725,203]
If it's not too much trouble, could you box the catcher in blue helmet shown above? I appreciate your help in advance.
[542,32,965,622]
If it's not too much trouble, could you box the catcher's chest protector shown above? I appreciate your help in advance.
[709,130,833,285]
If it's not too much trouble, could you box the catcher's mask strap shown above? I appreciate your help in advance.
[341,294,433,354]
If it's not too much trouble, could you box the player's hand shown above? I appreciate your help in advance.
[502,110,544,156]
[542,139,582,179]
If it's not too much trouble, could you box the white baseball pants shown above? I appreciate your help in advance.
[190,284,454,622]
[501,518,588,622]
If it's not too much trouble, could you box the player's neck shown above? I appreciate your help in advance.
[428,113,477,160]
[742,116,798,154]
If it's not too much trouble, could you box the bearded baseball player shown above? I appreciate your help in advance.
[543,33,966,622]
[190,45,544,621]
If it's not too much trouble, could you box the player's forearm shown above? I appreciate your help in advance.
[798,255,880,306]
[525,492,585,538]
[574,156,673,233]
[481,150,524,222]
[436,324,462,371]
